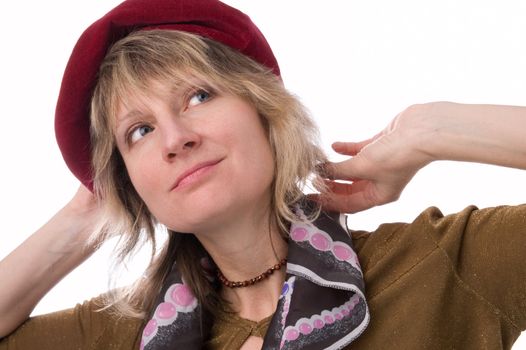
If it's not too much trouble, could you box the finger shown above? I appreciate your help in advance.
[309,180,377,213]
[312,177,359,196]
[314,190,377,214]
[321,157,367,182]
[331,141,367,156]
[312,175,330,193]
[316,164,361,182]
[332,133,382,156]
[323,180,352,195]
[323,179,367,196]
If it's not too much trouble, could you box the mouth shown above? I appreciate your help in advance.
[171,158,223,191]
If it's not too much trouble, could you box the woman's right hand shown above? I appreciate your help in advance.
[0,185,102,338]
[59,185,103,250]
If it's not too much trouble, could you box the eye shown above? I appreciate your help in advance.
[188,89,212,107]
[128,124,154,144]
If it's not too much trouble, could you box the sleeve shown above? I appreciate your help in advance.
[0,296,144,350]
[425,204,526,331]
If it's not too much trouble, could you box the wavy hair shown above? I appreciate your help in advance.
[89,30,327,317]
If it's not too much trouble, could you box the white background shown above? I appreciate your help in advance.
[0,0,525,347]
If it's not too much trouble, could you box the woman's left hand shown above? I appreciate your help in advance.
[315,101,526,214]
[315,105,432,213]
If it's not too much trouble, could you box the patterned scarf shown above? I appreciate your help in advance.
[140,206,369,350]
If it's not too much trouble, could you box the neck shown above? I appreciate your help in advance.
[196,208,288,321]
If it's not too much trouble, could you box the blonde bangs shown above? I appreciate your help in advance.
[88,30,328,318]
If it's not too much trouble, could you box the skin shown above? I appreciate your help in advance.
[114,80,288,328]
[113,80,289,349]
[114,80,277,235]
[0,185,100,337]
[316,102,526,213]
[1,101,525,348]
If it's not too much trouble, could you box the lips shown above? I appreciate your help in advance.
[171,159,223,190]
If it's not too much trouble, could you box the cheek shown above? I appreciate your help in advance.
[235,131,275,189]
[123,154,161,204]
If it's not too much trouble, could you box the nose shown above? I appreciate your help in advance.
[161,120,201,162]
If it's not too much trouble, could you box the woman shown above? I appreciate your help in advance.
[0,0,525,349]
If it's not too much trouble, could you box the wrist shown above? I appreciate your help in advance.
[41,205,99,259]
[394,102,444,167]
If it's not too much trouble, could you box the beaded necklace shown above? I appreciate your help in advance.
[216,258,287,288]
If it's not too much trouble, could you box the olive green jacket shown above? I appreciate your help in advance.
[1,205,525,349]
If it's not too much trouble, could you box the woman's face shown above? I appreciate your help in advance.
[113,79,275,233]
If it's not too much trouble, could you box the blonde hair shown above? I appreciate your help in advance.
[89,30,327,317]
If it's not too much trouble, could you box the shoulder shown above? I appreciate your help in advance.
[0,295,145,350]
[351,204,526,254]
[76,295,146,348]
[352,204,526,332]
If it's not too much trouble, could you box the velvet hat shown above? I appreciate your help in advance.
[54,0,279,190]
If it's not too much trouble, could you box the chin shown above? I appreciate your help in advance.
[159,197,234,233]
[163,192,268,234]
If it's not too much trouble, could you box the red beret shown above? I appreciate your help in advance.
[55,0,279,190]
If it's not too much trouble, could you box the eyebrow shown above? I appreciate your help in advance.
[113,79,215,129]
[115,109,145,130]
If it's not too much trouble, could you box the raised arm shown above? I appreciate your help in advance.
[0,186,101,338]
[318,102,526,213]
